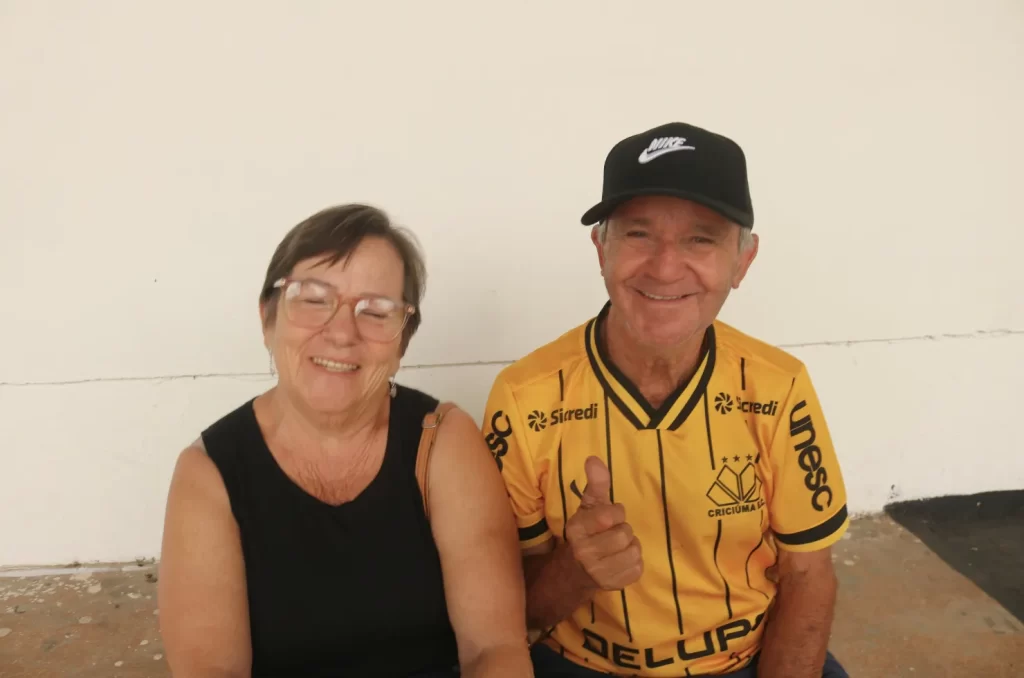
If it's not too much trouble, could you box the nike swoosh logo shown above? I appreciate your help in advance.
[638,145,695,164]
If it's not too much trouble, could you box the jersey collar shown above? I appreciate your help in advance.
[585,302,716,431]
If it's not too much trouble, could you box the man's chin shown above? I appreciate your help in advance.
[610,300,708,351]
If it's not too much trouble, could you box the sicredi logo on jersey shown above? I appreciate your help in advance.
[637,136,695,164]
[527,403,598,431]
[713,392,778,416]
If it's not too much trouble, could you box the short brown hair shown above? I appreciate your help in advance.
[259,203,426,351]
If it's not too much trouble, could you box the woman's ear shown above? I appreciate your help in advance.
[259,300,275,351]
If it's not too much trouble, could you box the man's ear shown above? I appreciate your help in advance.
[591,225,607,271]
[732,231,759,289]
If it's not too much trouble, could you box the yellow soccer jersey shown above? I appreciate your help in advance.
[483,303,849,676]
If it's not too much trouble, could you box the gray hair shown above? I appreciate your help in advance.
[594,219,755,252]
[738,226,755,252]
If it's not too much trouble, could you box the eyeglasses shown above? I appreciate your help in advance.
[271,277,415,343]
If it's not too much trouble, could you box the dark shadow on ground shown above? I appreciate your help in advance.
[885,489,1024,622]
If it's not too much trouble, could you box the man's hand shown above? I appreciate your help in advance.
[520,456,644,630]
[564,456,643,591]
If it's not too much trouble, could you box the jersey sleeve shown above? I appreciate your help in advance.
[767,365,849,552]
[482,372,552,550]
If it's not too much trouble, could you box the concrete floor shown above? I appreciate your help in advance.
[1,515,1021,677]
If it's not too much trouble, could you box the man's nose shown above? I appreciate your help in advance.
[648,240,689,280]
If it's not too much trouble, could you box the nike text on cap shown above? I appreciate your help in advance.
[580,121,754,229]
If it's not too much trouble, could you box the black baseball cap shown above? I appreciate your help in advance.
[580,121,754,229]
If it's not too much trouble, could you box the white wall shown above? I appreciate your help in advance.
[1,0,1021,567]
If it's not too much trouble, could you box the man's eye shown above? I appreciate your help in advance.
[691,236,715,245]
[625,230,648,238]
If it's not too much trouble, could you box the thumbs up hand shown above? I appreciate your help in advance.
[564,456,644,591]
[578,456,613,510]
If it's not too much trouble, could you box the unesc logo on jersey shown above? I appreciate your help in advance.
[789,400,833,512]
[526,403,598,432]
[714,392,778,416]
[706,463,765,518]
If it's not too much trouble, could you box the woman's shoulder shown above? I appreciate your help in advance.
[167,436,232,511]
[168,399,260,514]
[181,398,263,499]
[393,383,442,420]
[200,398,258,450]
[392,385,485,456]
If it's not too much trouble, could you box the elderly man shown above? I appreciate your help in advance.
[483,122,850,677]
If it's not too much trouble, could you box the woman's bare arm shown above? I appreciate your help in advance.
[158,441,252,678]
[427,409,534,678]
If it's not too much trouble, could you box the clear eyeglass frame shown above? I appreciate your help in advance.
[271,277,415,343]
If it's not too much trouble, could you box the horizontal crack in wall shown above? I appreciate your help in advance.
[2,329,1021,388]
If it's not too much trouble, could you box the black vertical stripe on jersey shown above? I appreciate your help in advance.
[600,394,612,632]
[665,324,717,430]
[604,394,614,503]
[745,526,770,601]
[603,393,633,642]
[703,392,716,470]
[590,600,595,624]
[619,591,633,642]
[586,319,646,430]
[558,368,564,401]
[713,520,734,619]
[557,443,568,541]
[741,357,746,390]
[657,430,684,635]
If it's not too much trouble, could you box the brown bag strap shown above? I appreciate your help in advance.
[415,401,457,520]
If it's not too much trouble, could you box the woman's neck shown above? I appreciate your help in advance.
[260,386,390,460]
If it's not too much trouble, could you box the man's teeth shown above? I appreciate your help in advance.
[640,291,685,300]
[312,357,358,372]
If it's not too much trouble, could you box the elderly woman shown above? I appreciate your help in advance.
[157,204,532,677]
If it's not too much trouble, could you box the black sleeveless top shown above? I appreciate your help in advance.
[201,385,460,677]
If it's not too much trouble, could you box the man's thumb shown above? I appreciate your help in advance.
[580,456,611,507]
